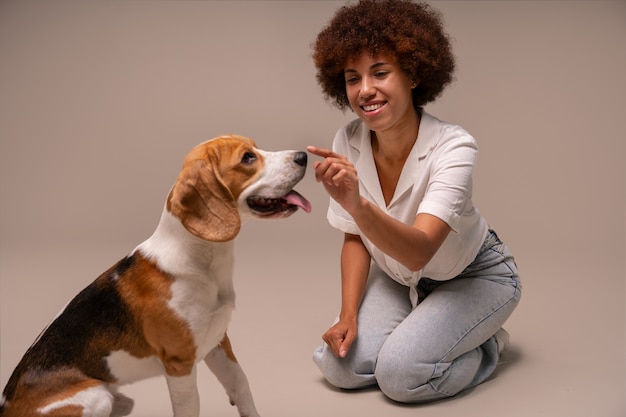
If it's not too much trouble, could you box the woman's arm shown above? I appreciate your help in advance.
[322,233,370,358]
[351,201,450,272]
[308,146,450,272]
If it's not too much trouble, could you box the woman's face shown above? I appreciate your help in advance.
[344,52,416,134]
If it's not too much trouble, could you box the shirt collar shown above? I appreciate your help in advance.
[415,110,441,159]
[350,123,386,208]
[347,111,441,208]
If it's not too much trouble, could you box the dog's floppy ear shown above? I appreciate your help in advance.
[167,158,240,242]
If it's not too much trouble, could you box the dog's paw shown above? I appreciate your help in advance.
[228,398,260,417]
[111,393,134,417]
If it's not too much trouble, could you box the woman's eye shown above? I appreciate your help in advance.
[241,152,257,165]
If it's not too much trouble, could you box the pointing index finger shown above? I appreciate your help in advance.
[307,145,335,158]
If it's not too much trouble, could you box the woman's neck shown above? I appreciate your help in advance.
[371,109,421,163]
[370,109,421,205]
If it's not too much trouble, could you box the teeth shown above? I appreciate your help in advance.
[363,103,383,112]
[257,198,277,206]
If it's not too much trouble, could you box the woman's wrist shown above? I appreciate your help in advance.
[339,311,358,323]
[346,196,369,221]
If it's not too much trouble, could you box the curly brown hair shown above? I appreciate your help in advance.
[313,0,455,110]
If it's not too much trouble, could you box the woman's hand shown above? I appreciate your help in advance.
[307,146,362,214]
[322,317,358,358]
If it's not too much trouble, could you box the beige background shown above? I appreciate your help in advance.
[1,1,624,416]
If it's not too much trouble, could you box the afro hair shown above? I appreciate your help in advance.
[313,0,455,110]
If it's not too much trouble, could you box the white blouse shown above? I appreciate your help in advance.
[326,111,489,307]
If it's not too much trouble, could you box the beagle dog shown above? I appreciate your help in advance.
[0,135,311,417]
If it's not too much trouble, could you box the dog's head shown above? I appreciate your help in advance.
[167,134,311,242]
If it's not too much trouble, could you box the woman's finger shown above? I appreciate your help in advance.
[307,145,341,159]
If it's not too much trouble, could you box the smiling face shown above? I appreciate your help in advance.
[344,52,416,135]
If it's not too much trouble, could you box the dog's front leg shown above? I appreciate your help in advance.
[165,366,200,417]
[205,334,261,417]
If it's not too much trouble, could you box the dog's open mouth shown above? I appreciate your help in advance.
[247,190,312,216]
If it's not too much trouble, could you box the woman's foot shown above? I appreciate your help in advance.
[494,328,510,354]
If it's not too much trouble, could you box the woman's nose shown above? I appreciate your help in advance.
[360,77,375,98]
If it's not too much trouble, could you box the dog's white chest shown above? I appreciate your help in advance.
[170,277,236,358]
[168,241,236,352]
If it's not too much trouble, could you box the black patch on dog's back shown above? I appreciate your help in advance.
[1,255,139,402]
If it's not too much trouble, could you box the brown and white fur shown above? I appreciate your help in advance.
[0,135,311,417]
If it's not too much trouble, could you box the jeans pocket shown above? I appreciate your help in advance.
[460,230,518,281]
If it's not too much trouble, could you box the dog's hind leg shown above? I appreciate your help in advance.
[110,390,134,417]
[204,333,260,417]
[35,384,116,417]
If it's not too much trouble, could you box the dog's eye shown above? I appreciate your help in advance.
[241,152,257,165]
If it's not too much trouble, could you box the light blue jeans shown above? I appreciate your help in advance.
[313,229,521,403]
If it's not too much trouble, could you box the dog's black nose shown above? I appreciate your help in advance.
[294,151,307,167]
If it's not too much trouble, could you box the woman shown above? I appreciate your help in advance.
[307,0,521,403]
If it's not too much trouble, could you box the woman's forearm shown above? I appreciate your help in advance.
[339,233,371,321]
[350,197,450,272]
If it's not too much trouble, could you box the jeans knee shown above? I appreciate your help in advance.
[375,353,445,403]
[313,345,375,390]
[322,366,365,390]
[375,357,413,402]
[319,361,371,390]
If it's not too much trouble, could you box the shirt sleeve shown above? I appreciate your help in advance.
[417,127,478,233]
[327,199,360,234]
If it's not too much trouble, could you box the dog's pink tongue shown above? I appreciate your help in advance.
[284,190,312,213]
